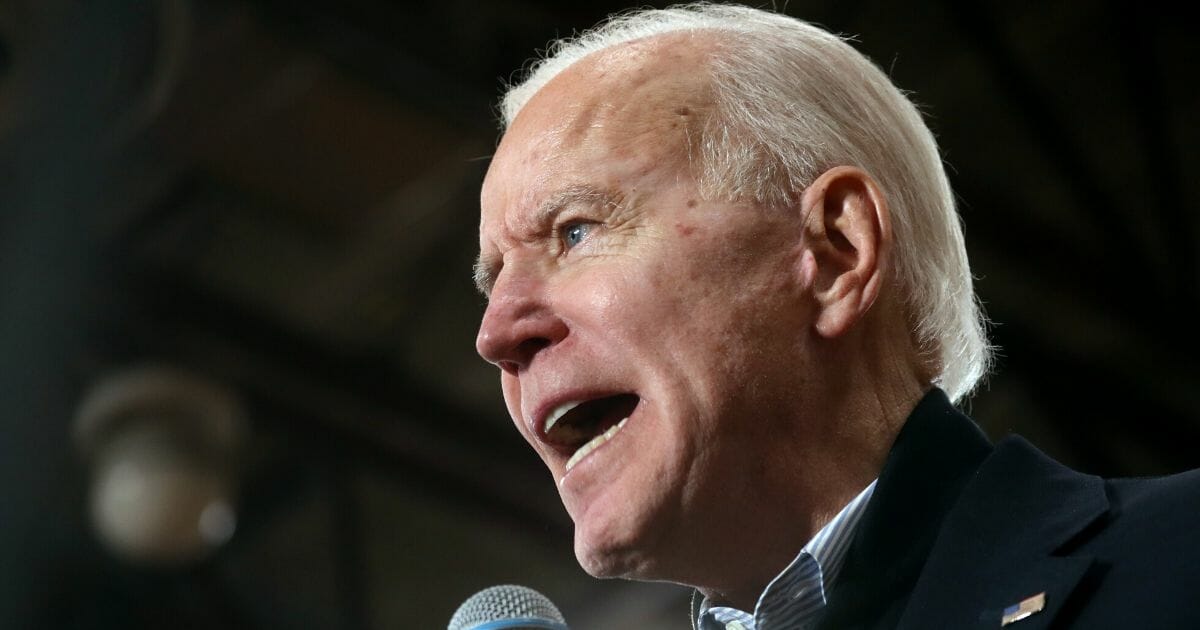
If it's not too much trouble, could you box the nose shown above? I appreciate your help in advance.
[476,270,568,375]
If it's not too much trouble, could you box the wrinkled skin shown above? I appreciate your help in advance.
[476,34,913,607]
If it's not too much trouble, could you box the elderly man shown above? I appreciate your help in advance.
[474,4,1199,629]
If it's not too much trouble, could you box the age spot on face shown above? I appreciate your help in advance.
[675,222,698,237]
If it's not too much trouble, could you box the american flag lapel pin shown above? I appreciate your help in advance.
[1000,592,1046,626]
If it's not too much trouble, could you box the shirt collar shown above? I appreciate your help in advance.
[694,479,878,630]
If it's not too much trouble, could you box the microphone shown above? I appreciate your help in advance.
[448,584,570,630]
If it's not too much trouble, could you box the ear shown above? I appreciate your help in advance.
[797,166,893,339]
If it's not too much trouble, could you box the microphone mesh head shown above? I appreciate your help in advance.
[447,584,567,630]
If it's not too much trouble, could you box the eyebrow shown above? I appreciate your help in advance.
[474,185,619,297]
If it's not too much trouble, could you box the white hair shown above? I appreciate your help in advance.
[499,3,991,402]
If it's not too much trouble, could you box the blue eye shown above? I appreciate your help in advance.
[562,223,592,249]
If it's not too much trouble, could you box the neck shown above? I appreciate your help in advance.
[692,309,930,610]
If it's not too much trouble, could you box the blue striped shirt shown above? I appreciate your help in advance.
[695,479,878,630]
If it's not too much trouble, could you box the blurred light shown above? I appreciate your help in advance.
[74,366,245,566]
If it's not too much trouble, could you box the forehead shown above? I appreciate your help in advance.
[480,35,715,239]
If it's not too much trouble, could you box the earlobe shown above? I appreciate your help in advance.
[798,166,892,339]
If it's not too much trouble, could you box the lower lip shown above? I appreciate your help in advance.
[559,404,640,485]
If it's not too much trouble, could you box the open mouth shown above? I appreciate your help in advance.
[542,394,639,471]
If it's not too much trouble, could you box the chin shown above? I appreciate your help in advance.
[575,537,648,579]
[564,432,692,581]
[572,510,668,581]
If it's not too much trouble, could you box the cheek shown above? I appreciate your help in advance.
[569,264,650,331]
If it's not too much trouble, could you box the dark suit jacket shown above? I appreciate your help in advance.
[815,388,1200,629]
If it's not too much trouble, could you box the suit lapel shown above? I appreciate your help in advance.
[699,389,1111,630]
[818,389,994,629]
[894,436,1109,630]
[965,556,1093,630]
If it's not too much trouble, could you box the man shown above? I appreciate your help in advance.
[474,4,1200,629]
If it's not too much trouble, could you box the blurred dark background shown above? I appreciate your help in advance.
[0,0,1196,628]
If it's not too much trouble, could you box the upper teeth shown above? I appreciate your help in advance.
[564,417,628,472]
[544,400,581,434]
